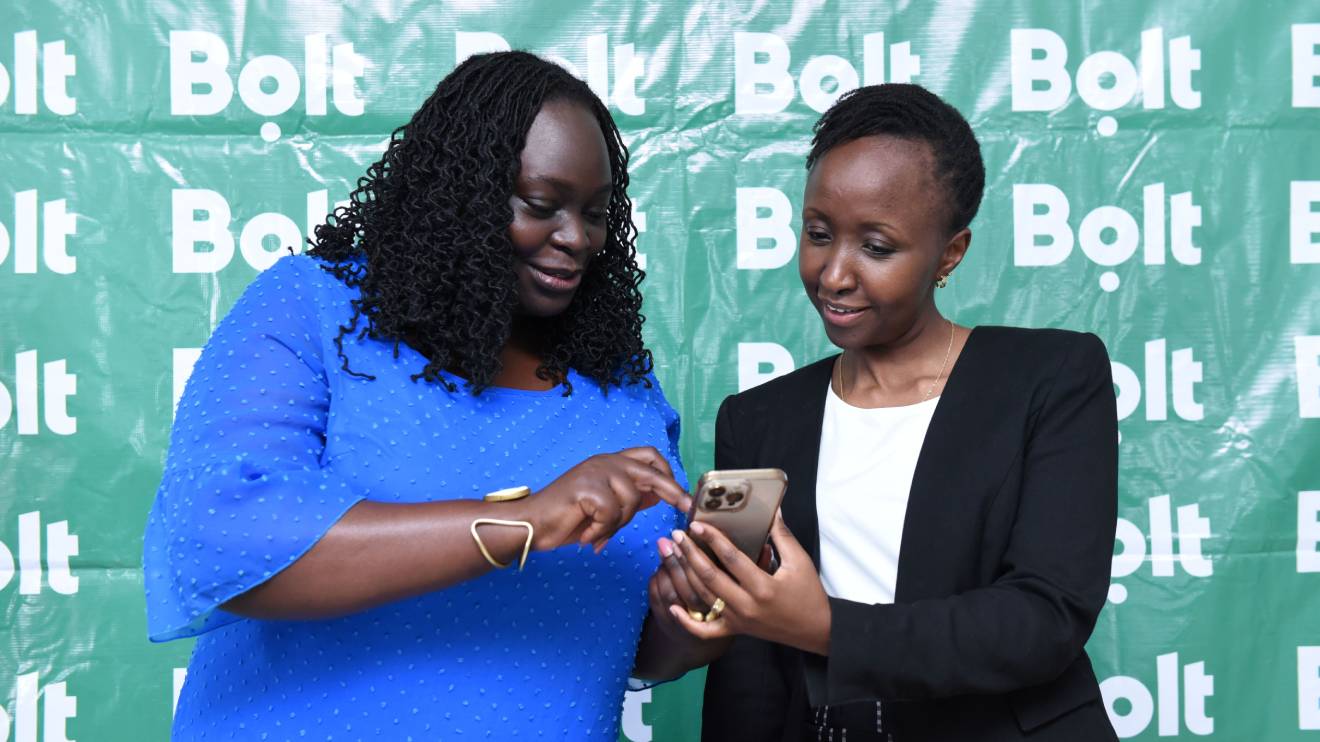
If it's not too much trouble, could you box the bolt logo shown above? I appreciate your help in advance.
[0,31,76,115]
[1013,183,1202,292]
[1295,24,1320,107]
[1297,336,1320,419]
[735,31,919,114]
[0,350,77,436]
[1101,653,1214,737]
[0,511,78,596]
[1109,494,1211,605]
[738,342,795,392]
[737,186,797,269]
[621,688,652,741]
[1111,339,1204,424]
[1,670,78,742]
[1293,181,1320,265]
[1302,646,1320,730]
[169,30,367,142]
[1,190,80,274]
[1300,490,1320,573]
[172,188,348,273]
[456,32,646,115]
[1011,28,1200,136]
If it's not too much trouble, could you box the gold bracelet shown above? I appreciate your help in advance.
[470,518,534,571]
[483,486,531,503]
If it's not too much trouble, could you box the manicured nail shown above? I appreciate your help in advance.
[658,538,674,557]
[671,529,686,544]
[689,521,705,536]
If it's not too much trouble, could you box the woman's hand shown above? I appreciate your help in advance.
[630,537,736,681]
[513,446,691,553]
[664,512,832,656]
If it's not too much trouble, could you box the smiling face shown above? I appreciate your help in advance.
[798,134,969,350]
[508,99,614,317]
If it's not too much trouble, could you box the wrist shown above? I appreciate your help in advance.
[805,599,832,656]
[500,495,546,550]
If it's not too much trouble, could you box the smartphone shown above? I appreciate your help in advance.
[686,468,788,562]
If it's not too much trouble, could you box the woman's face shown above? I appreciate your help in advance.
[798,135,967,350]
[508,100,614,317]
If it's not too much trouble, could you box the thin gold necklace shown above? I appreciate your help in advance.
[834,319,956,404]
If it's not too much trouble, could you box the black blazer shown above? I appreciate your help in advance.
[702,326,1119,741]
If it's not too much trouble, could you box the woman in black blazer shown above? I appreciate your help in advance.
[656,84,1119,740]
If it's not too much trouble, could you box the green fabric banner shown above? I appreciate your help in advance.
[2,1,1319,739]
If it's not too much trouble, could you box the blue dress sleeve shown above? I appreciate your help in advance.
[649,373,689,526]
[142,256,366,642]
[626,373,692,692]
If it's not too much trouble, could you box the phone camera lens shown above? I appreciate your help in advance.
[705,496,723,509]
[708,486,726,497]
[724,491,744,506]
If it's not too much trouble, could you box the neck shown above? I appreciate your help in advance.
[494,316,557,391]
[838,309,955,404]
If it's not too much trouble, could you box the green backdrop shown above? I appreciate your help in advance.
[3,1,1320,739]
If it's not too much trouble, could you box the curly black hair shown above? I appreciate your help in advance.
[806,83,985,234]
[307,51,650,395]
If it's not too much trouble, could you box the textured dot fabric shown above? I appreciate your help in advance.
[142,254,687,741]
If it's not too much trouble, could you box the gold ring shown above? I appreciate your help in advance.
[704,598,726,622]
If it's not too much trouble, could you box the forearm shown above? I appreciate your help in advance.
[222,498,538,620]
[631,611,732,681]
[820,582,1097,703]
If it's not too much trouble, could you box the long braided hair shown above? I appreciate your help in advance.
[308,51,650,395]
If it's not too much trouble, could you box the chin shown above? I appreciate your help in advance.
[518,295,576,318]
[518,301,571,318]
[820,318,880,350]
[515,275,576,317]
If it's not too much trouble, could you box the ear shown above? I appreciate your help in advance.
[936,227,971,281]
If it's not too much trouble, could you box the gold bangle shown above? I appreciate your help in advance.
[484,486,531,503]
[470,518,534,571]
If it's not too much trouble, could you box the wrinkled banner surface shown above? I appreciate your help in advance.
[2,1,1319,740]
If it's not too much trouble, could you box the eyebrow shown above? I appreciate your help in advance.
[802,209,906,238]
[859,220,900,233]
[521,175,613,196]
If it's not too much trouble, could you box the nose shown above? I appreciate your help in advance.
[817,246,856,296]
[550,213,592,256]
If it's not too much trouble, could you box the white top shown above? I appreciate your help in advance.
[816,383,939,605]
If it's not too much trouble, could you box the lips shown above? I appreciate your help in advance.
[525,261,583,293]
[820,300,869,327]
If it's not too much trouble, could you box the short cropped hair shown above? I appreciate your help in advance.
[807,84,985,234]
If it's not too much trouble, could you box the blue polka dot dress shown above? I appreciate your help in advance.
[143,255,687,741]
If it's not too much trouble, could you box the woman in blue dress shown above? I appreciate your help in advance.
[143,51,717,741]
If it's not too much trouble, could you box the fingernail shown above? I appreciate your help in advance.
[668,605,684,619]
[658,538,674,557]
[689,522,705,536]
[671,529,686,544]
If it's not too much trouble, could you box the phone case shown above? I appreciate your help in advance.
[686,468,788,560]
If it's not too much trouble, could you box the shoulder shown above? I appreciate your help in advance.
[242,254,362,325]
[206,256,364,371]
[231,254,353,310]
[619,371,681,425]
[972,325,1107,359]
[573,368,675,417]
[970,325,1110,374]
[964,326,1113,411]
